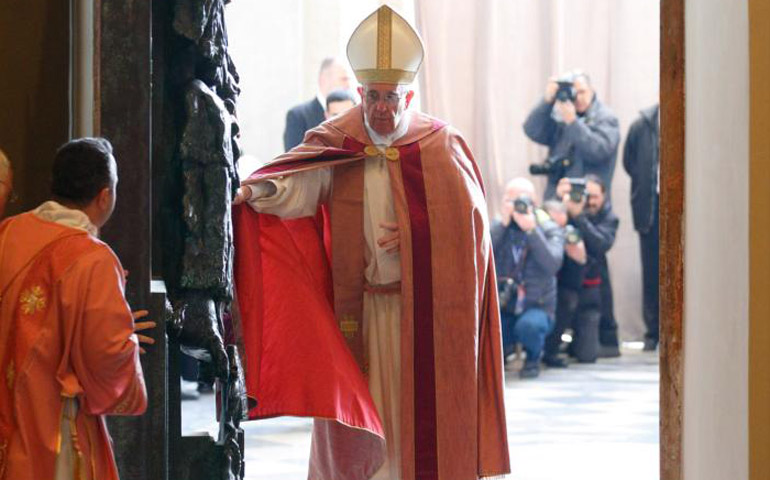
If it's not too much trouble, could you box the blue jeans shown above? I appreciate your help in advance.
[501,308,554,362]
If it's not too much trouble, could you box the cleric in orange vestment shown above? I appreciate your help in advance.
[0,138,152,480]
[232,6,510,480]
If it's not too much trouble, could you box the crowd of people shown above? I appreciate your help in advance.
[492,71,660,379]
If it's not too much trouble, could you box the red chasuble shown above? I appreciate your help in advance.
[233,105,510,480]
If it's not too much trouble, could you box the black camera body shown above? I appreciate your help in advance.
[512,194,533,214]
[565,224,582,245]
[555,80,576,103]
[497,277,518,312]
[567,177,587,203]
[529,155,572,177]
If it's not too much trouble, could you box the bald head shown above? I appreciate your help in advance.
[0,149,13,216]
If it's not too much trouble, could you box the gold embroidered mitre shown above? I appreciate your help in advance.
[346,5,425,85]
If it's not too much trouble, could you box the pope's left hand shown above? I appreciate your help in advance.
[377,222,400,254]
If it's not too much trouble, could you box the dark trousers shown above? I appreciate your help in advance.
[546,286,601,362]
[501,308,553,361]
[639,200,660,341]
[545,288,578,357]
[598,257,618,347]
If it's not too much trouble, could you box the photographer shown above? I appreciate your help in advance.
[491,178,565,379]
[545,175,619,363]
[523,71,621,200]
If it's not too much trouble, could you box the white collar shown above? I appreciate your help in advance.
[364,111,411,147]
[33,201,98,237]
[316,91,326,111]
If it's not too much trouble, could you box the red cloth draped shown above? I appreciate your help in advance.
[232,205,383,437]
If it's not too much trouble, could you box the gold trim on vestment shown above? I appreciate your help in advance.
[354,69,417,85]
[377,6,392,70]
[364,146,380,157]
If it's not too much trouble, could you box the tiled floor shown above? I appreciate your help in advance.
[182,346,659,480]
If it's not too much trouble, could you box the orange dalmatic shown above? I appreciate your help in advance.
[0,213,147,480]
[0,230,90,476]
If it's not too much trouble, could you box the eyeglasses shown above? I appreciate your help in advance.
[364,90,403,106]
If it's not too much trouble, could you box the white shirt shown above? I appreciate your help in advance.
[33,201,98,236]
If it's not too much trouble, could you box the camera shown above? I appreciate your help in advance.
[529,155,572,177]
[512,194,533,214]
[565,224,582,245]
[567,177,587,203]
[555,80,576,103]
[498,277,518,312]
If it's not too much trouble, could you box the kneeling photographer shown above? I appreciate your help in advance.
[492,178,565,379]
[543,175,619,364]
[523,70,620,200]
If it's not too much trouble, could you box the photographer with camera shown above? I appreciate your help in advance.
[491,178,565,379]
[545,175,619,363]
[523,71,621,200]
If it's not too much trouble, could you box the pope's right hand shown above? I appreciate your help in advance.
[233,186,251,205]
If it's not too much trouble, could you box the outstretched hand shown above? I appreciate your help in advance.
[133,309,156,355]
[232,186,251,205]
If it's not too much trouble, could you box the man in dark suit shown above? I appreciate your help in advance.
[623,104,660,351]
[283,57,351,151]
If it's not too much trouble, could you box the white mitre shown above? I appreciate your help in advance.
[346,5,425,85]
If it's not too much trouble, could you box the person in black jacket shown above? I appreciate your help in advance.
[543,177,619,364]
[491,178,565,379]
[283,57,351,151]
[623,104,660,351]
[523,71,621,200]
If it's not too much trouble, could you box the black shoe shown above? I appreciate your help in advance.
[598,344,621,358]
[542,355,569,368]
[519,360,540,379]
[643,338,659,352]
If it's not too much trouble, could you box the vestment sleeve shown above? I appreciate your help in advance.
[246,166,332,219]
[64,250,147,416]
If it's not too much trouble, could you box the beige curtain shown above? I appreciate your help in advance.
[414,0,659,340]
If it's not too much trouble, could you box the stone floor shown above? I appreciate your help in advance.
[182,345,659,480]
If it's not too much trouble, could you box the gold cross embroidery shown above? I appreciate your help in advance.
[339,315,359,339]
[20,285,46,315]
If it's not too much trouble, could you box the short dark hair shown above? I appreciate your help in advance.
[52,137,115,206]
[326,89,356,111]
[585,174,606,193]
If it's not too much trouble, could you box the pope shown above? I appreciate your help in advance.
[233,6,510,480]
